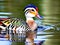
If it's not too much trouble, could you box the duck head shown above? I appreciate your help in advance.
[24,4,42,20]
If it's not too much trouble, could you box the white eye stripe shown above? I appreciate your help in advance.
[25,11,29,15]
[24,9,30,13]
[24,8,36,12]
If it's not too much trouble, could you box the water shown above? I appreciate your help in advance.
[0,38,12,45]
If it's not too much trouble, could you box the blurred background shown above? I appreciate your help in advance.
[0,0,60,45]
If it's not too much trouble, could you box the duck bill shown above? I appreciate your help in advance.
[36,14,43,19]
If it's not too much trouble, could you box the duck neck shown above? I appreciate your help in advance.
[26,17,37,31]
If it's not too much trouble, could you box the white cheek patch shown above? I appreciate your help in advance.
[25,12,35,18]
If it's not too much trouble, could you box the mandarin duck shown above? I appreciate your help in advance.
[24,4,43,45]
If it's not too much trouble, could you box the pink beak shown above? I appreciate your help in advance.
[36,14,43,19]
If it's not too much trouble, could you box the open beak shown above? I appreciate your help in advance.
[36,14,43,19]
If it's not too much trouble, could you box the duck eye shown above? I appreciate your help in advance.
[32,9,35,12]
